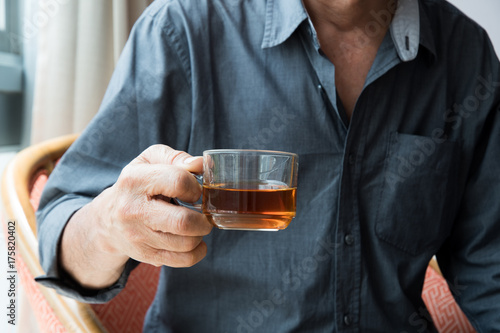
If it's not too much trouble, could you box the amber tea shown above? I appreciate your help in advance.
[202,181,296,231]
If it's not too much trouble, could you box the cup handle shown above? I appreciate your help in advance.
[171,174,203,212]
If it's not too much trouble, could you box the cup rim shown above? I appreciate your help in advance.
[203,149,298,157]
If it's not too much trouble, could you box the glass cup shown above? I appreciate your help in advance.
[185,149,298,231]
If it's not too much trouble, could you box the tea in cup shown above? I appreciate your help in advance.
[195,150,298,231]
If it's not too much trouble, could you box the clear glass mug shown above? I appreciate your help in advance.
[180,150,298,231]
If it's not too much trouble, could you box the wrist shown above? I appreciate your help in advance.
[90,187,130,263]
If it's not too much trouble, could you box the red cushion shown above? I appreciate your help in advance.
[422,265,476,332]
[91,264,160,332]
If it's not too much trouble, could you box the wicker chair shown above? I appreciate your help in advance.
[1,134,160,332]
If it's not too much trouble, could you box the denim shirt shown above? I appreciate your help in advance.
[36,0,500,331]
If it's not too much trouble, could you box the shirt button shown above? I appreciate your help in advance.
[344,234,354,245]
[348,154,355,165]
[344,314,352,326]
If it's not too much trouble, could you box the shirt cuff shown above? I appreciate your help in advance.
[35,258,140,304]
[35,195,140,303]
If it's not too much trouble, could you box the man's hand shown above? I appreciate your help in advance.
[60,145,212,289]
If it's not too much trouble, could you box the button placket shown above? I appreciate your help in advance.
[334,89,373,331]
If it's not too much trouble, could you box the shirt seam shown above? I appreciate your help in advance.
[261,0,274,48]
[151,16,192,88]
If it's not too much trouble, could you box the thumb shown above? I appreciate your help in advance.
[132,144,203,173]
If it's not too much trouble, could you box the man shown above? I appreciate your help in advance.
[36,0,500,331]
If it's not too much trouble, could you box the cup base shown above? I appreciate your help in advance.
[206,213,293,231]
[218,227,280,232]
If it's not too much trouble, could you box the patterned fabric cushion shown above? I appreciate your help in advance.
[29,170,49,212]
[91,265,160,332]
[422,265,476,333]
[22,169,476,332]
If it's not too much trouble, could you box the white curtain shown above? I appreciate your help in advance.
[30,0,153,144]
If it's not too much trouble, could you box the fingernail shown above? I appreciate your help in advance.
[184,157,199,164]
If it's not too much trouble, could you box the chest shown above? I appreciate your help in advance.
[315,31,385,117]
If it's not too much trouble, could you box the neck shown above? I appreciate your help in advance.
[302,0,397,32]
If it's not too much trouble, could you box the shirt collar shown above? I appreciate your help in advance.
[390,0,420,61]
[261,0,307,49]
[389,0,435,62]
[262,0,436,63]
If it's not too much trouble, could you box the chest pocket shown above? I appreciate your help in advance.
[375,132,461,255]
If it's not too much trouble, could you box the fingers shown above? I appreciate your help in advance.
[110,198,212,267]
[144,198,213,236]
[158,241,208,268]
[132,240,208,268]
[132,144,203,174]
[118,163,202,203]
[109,189,212,264]
[146,232,205,253]
[121,144,203,202]
[107,144,211,268]
[124,219,205,253]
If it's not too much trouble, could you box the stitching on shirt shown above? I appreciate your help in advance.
[261,0,274,48]
[262,0,307,49]
[160,22,192,87]
[144,8,192,88]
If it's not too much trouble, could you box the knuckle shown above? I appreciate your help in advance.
[166,149,188,165]
[170,170,193,197]
[183,242,206,267]
[135,245,152,263]
[117,166,139,190]
[138,145,188,166]
[193,242,208,265]
[186,247,204,267]
[142,144,165,159]
[201,218,213,235]
[149,144,165,152]
[150,249,167,267]
[116,199,144,222]
[181,236,202,252]
[115,202,132,222]
[112,201,148,246]
[139,247,166,267]
[124,227,143,245]
[144,167,162,184]
[151,246,205,268]
[170,208,191,235]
